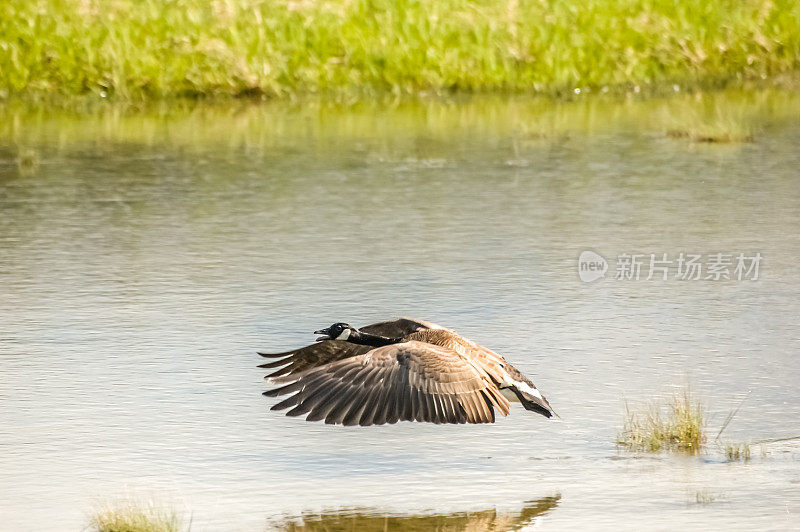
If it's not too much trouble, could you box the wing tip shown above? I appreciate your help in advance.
[258,351,287,358]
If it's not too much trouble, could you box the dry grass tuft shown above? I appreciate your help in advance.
[617,390,706,454]
[724,442,752,461]
[89,498,186,532]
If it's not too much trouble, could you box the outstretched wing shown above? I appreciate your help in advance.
[357,317,446,337]
[258,341,372,379]
[258,317,445,379]
[264,341,511,426]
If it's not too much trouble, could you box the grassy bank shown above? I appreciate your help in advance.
[1,0,799,101]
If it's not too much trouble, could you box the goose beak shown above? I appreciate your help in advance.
[314,328,332,341]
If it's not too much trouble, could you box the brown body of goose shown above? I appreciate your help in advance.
[259,317,557,426]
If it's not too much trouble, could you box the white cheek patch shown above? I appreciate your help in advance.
[336,329,351,340]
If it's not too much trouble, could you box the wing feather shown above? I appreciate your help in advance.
[458,391,479,423]
[258,340,372,379]
[341,388,370,426]
[294,378,341,414]
[324,383,363,425]
[306,382,349,422]
[447,394,468,424]
[257,358,293,369]
[414,387,427,422]
[258,317,439,379]
[265,341,511,426]
[429,393,442,424]
[357,317,445,337]
[358,386,384,427]
[371,371,395,426]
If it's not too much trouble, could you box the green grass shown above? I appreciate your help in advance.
[89,498,186,532]
[617,390,706,454]
[724,442,752,461]
[1,0,799,101]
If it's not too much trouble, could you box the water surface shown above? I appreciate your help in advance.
[1,93,799,530]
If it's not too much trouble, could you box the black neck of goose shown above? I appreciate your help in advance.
[347,330,403,347]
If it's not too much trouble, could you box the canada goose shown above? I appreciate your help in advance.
[259,317,557,426]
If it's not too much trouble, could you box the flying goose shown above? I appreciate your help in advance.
[259,317,557,426]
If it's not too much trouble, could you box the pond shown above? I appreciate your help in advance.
[1,92,799,530]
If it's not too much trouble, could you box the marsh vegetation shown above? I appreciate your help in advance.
[89,499,186,532]
[724,442,753,461]
[617,389,780,462]
[617,390,706,454]
[2,0,799,101]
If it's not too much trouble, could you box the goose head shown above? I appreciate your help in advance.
[314,322,356,342]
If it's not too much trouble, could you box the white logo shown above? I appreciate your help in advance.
[578,250,608,282]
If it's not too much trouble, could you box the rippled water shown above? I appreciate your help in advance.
[1,93,799,531]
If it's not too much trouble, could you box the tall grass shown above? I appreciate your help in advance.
[1,0,799,101]
[89,498,186,532]
[617,390,706,454]
[724,442,752,461]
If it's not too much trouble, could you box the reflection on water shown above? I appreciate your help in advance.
[1,92,799,531]
[273,495,560,531]
[2,90,799,162]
